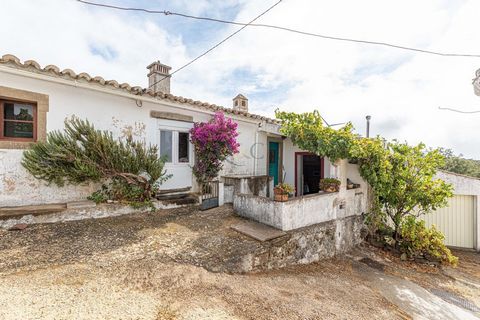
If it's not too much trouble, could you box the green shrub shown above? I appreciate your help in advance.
[319,178,341,192]
[399,216,458,266]
[23,117,170,209]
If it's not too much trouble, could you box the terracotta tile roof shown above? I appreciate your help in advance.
[0,54,279,124]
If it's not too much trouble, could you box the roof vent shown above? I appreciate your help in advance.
[147,61,172,94]
[232,94,248,112]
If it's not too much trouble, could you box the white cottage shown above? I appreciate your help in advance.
[0,54,345,205]
[0,53,369,232]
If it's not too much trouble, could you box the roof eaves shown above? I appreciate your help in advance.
[0,54,280,124]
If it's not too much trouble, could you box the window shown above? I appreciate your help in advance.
[160,130,172,162]
[159,129,191,165]
[178,132,189,163]
[0,100,36,141]
[241,100,246,107]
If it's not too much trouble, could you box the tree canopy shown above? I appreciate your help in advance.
[275,110,455,264]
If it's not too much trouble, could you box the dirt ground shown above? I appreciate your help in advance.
[0,205,478,319]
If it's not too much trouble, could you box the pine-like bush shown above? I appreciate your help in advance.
[22,117,169,208]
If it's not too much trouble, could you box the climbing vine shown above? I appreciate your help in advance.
[275,110,456,265]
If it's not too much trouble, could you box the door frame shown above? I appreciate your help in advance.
[267,137,283,185]
[294,152,324,197]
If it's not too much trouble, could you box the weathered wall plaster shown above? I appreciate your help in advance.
[234,160,368,231]
[0,201,180,229]
[244,215,365,272]
[0,150,97,206]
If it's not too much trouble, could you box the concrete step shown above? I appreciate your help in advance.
[231,220,287,242]
[0,203,67,220]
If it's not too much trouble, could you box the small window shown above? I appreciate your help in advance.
[1,100,36,141]
[178,132,189,163]
[241,101,246,107]
[234,100,238,106]
[160,130,172,162]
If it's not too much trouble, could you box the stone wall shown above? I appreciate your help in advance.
[222,175,274,200]
[234,188,366,231]
[244,215,365,272]
[0,201,181,229]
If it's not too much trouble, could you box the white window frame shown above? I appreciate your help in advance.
[157,119,193,167]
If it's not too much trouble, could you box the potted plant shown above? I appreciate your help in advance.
[274,183,295,202]
[319,178,341,193]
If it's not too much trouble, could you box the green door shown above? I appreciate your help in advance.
[268,142,279,185]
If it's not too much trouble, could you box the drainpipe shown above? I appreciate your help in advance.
[253,122,261,175]
[366,115,371,138]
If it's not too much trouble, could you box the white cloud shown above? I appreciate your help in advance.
[1,0,480,157]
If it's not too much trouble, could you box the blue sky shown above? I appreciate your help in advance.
[2,0,480,158]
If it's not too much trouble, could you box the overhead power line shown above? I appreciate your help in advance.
[145,0,282,88]
[438,107,480,114]
[77,0,480,58]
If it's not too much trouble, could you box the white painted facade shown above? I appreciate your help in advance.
[234,159,369,231]
[0,65,286,206]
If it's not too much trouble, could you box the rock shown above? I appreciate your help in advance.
[8,223,28,231]
[400,253,407,261]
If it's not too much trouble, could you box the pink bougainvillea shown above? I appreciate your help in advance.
[190,112,240,184]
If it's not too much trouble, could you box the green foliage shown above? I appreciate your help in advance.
[399,216,458,266]
[319,178,341,192]
[438,148,480,178]
[275,109,355,162]
[352,140,453,237]
[276,109,456,265]
[22,117,170,208]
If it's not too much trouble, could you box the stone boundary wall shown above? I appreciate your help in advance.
[241,215,365,272]
[234,188,366,231]
[0,201,181,229]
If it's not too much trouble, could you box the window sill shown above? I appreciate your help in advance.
[0,140,35,149]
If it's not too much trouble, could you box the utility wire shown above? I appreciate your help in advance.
[150,0,282,88]
[77,0,282,88]
[77,0,480,58]
[438,107,480,114]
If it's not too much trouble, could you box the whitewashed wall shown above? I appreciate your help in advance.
[0,71,267,206]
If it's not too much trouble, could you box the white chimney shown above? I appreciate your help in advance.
[232,94,248,112]
[147,61,172,94]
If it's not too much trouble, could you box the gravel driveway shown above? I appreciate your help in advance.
[0,205,477,319]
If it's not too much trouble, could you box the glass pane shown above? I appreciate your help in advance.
[178,132,189,163]
[4,102,34,121]
[4,121,33,138]
[160,130,172,162]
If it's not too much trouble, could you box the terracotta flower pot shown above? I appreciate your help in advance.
[321,184,340,193]
[274,193,289,202]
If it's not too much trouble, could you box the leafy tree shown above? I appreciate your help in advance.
[190,112,240,185]
[438,148,480,178]
[276,110,456,264]
[22,117,169,207]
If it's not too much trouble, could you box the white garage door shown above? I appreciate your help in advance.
[423,195,475,248]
